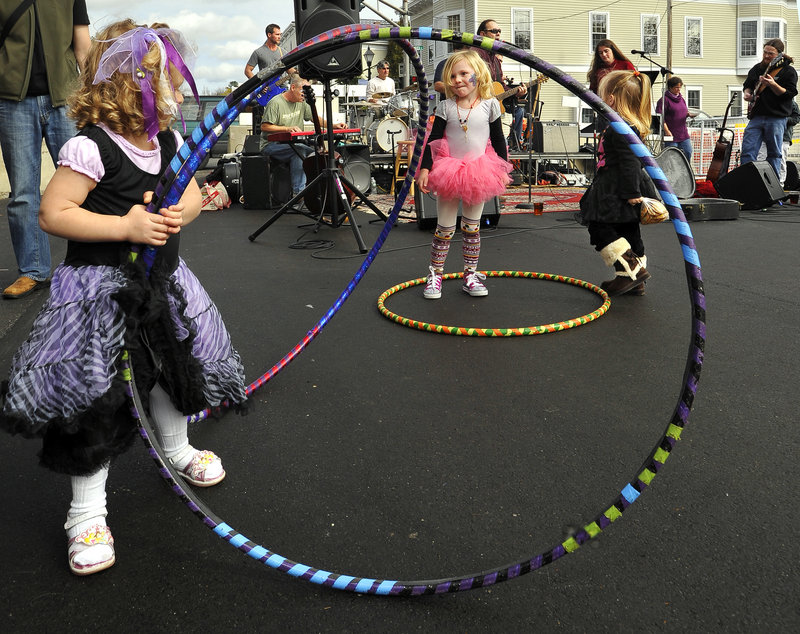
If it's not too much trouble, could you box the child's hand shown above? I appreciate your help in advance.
[417,168,430,194]
[123,191,184,245]
[144,190,185,234]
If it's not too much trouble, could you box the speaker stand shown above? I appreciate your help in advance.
[248,79,387,253]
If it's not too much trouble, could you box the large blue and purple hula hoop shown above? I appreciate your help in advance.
[128,25,705,596]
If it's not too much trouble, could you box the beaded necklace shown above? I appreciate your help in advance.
[456,95,481,136]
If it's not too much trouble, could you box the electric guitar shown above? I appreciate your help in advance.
[493,75,548,114]
[747,53,785,118]
[706,94,737,184]
[255,74,290,107]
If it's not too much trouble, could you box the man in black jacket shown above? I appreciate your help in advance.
[741,38,798,179]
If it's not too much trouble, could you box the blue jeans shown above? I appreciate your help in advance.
[261,142,314,195]
[665,138,693,162]
[0,96,76,280]
[508,106,524,149]
[741,115,786,179]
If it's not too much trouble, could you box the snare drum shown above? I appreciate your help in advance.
[387,93,418,119]
[367,117,411,152]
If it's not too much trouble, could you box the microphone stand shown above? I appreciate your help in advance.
[516,82,538,209]
[631,51,671,146]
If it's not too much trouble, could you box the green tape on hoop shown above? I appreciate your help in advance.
[377,271,611,336]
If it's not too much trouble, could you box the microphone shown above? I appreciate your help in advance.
[631,49,646,55]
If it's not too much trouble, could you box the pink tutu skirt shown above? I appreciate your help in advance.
[426,138,512,205]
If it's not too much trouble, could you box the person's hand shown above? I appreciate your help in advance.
[743,89,754,102]
[125,191,183,245]
[288,125,303,133]
[333,121,346,129]
[760,73,777,88]
[628,197,643,205]
[416,168,430,194]
[517,84,527,96]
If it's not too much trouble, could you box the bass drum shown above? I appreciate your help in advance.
[367,117,410,153]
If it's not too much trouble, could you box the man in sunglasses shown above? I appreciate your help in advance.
[476,19,527,150]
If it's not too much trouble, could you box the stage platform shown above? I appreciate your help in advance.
[1,192,797,632]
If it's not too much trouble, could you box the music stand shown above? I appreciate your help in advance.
[248,79,388,253]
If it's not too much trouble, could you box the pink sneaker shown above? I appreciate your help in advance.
[462,271,488,297]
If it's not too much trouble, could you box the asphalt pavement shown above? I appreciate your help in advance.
[1,194,798,632]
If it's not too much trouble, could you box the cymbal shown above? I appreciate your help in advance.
[399,84,419,93]
[371,92,393,99]
[355,101,385,109]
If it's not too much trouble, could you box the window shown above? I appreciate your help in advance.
[433,11,464,60]
[686,17,702,57]
[590,12,608,52]
[740,20,757,56]
[729,88,743,117]
[686,88,701,111]
[642,15,659,54]
[764,20,781,42]
[512,8,533,51]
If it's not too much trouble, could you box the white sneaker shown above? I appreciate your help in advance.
[423,266,443,299]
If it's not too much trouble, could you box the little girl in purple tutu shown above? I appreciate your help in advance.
[416,49,512,299]
[0,19,247,575]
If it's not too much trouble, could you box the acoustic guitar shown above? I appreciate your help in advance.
[492,75,548,114]
[706,94,737,184]
[747,53,785,118]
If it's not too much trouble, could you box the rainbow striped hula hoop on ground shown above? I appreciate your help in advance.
[127,26,705,596]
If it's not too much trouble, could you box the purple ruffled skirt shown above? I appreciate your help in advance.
[0,259,247,474]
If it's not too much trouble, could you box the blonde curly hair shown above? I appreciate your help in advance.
[69,19,183,137]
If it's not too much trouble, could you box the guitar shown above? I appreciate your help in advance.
[706,94,737,184]
[492,75,548,114]
[255,74,290,107]
[747,53,785,118]
[300,85,354,215]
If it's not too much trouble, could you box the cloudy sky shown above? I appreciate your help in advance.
[86,1,388,93]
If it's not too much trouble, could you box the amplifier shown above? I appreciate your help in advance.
[415,192,500,230]
[531,121,579,153]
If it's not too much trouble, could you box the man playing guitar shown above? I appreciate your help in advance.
[741,38,798,178]
[474,19,527,148]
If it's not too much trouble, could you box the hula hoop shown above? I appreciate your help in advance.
[125,26,706,596]
[377,270,610,336]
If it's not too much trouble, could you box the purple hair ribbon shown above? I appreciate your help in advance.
[93,26,200,140]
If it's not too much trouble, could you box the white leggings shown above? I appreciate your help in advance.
[66,385,188,526]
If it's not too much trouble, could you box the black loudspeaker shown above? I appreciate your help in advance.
[784,160,800,190]
[240,155,270,209]
[338,143,371,192]
[714,161,785,210]
[242,135,261,156]
[269,160,292,207]
[293,0,361,79]
[415,192,501,230]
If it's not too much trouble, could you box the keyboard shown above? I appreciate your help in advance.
[266,128,361,142]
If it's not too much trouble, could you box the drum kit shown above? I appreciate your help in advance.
[348,85,422,153]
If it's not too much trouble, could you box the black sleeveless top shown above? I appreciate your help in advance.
[64,125,180,271]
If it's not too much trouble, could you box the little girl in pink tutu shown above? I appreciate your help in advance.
[416,49,512,299]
